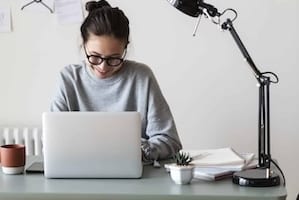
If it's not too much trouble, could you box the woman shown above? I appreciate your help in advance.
[50,0,182,162]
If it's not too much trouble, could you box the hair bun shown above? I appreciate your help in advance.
[85,0,111,12]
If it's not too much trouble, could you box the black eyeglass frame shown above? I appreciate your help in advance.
[83,47,127,67]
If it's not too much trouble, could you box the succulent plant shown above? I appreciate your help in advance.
[173,151,193,166]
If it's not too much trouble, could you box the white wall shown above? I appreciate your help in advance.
[0,0,298,199]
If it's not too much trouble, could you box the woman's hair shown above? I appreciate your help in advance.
[80,0,130,47]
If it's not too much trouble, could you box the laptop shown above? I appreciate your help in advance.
[42,112,143,178]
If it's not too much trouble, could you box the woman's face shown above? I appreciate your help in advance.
[84,34,127,79]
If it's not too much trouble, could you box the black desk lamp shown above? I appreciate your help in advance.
[167,0,285,187]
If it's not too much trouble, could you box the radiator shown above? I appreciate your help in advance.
[0,127,42,156]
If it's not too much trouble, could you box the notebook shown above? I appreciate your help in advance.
[42,112,143,178]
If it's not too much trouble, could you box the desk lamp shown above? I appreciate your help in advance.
[167,0,285,187]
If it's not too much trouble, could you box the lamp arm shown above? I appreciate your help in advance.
[221,18,263,82]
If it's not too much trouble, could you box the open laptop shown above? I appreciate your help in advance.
[42,112,143,178]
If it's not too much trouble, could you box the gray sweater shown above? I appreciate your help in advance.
[50,60,182,161]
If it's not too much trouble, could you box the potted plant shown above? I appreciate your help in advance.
[167,151,194,184]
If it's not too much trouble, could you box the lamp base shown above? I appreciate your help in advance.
[232,168,280,187]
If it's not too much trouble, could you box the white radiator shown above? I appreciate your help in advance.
[0,127,42,156]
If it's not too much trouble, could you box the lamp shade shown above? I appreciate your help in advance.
[167,0,201,17]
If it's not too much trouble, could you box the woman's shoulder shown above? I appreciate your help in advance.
[59,63,85,80]
[124,60,154,78]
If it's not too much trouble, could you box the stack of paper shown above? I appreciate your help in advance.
[187,148,246,167]
[171,147,257,181]
[0,7,11,33]
[193,167,233,181]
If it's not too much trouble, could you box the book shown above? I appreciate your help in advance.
[214,152,256,171]
[193,167,233,181]
[185,147,246,167]
[192,159,258,181]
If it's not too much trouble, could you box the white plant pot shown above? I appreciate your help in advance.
[168,163,194,185]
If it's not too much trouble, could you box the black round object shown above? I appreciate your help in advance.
[232,168,280,187]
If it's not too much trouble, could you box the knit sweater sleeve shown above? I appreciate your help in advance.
[141,69,182,161]
[50,66,77,111]
[50,71,69,111]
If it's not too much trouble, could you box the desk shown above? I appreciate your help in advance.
[0,156,287,200]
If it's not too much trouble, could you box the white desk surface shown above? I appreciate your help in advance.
[0,156,287,200]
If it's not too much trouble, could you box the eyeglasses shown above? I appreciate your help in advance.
[84,47,126,67]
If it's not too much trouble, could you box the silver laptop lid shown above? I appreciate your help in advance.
[42,112,143,178]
